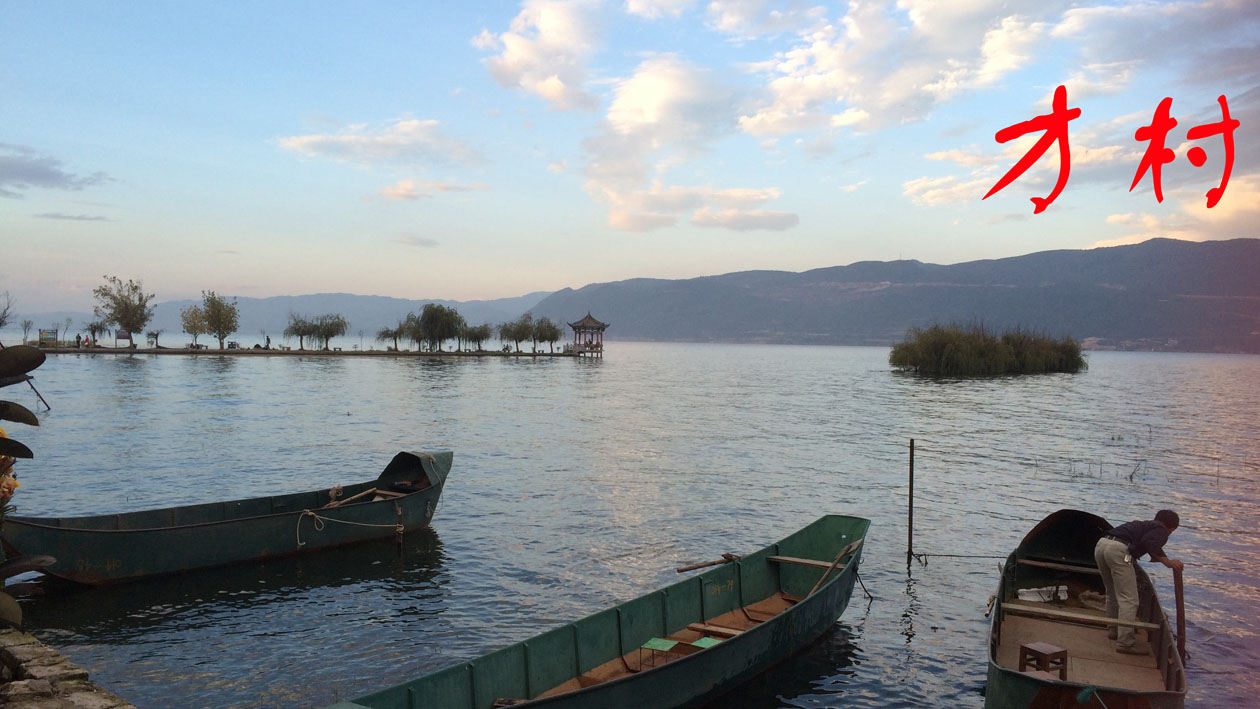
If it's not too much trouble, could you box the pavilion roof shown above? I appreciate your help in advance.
[568,312,610,330]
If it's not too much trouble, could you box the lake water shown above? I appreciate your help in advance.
[4,344,1258,708]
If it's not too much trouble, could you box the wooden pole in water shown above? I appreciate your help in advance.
[1174,566,1187,664]
[907,438,915,566]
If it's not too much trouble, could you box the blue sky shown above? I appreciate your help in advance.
[3,0,1258,311]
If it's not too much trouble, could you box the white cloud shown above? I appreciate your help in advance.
[902,175,992,207]
[1094,173,1260,247]
[690,206,799,230]
[381,179,489,200]
[583,55,797,232]
[382,179,423,201]
[839,179,868,192]
[278,119,482,166]
[626,0,697,19]
[706,0,827,38]
[548,160,567,173]
[476,0,600,111]
[737,2,1083,136]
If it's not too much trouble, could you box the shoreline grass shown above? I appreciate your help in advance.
[890,324,1087,376]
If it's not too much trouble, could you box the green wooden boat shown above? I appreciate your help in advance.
[986,509,1186,709]
[1,450,451,585]
[329,513,870,709]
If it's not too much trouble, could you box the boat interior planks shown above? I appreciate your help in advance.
[996,615,1164,691]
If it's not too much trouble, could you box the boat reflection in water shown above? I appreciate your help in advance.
[20,526,449,642]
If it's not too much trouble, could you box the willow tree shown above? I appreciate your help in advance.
[92,276,156,342]
[313,313,348,350]
[464,323,492,352]
[284,313,315,350]
[418,303,464,352]
[533,317,562,353]
[376,321,405,351]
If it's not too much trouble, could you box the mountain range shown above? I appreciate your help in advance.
[14,238,1260,353]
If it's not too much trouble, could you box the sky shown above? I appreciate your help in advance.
[2,0,1258,312]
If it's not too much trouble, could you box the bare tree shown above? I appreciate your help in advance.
[93,276,156,345]
[20,319,33,344]
[0,292,13,333]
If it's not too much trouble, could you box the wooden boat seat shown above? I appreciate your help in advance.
[1017,559,1102,575]
[1002,601,1160,630]
[686,623,743,638]
[767,555,833,570]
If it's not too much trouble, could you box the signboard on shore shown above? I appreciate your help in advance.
[38,329,57,346]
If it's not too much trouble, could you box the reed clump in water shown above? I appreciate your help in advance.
[889,324,1087,376]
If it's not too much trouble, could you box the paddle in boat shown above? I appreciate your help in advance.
[328,513,870,709]
[986,509,1187,709]
[0,450,452,585]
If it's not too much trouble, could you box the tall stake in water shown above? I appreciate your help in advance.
[907,438,915,567]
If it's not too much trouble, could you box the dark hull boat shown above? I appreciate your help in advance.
[1,451,451,585]
[329,514,870,709]
[986,509,1186,709]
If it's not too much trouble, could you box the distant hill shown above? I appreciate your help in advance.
[528,238,1260,353]
[14,239,1260,353]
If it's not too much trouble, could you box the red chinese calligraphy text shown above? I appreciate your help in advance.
[983,84,1082,214]
[1130,97,1177,202]
[1184,95,1239,208]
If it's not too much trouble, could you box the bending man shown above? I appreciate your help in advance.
[1094,509,1184,655]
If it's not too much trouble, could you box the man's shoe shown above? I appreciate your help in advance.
[1116,645,1146,656]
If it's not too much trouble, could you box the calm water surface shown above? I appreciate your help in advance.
[6,344,1258,708]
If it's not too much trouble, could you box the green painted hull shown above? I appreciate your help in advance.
[985,510,1186,709]
[1,451,451,585]
[330,514,870,709]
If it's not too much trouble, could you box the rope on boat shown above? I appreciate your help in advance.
[295,509,404,548]
[856,570,874,601]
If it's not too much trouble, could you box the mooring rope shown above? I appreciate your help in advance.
[296,509,404,547]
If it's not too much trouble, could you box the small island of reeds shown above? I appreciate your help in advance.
[889,324,1087,376]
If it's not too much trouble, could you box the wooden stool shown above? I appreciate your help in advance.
[1019,642,1067,680]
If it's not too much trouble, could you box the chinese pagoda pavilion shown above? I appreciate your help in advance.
[567,312,609,357]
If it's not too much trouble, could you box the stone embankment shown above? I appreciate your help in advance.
[0,629,132,709]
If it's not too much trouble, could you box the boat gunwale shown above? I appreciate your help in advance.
[4,480,431,534]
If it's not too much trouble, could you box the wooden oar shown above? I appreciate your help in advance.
[323,487,377,508]
[1174,566,1187,664]
[807,538,864,597]
[676,553,741,573]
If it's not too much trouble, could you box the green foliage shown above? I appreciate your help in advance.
[283,312,317,350]
[312,314,348,350]
[376,322,406,351]
[202,290,240,349]
[180,306,207,346]
[464,323,493,351]
[418,303,463,352]
[92,276,156,337]
[533,317,562,353]
[889,324,1086,376]
[498,315,533,352]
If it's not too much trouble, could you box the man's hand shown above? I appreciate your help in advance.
[1162,558,1184,572]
